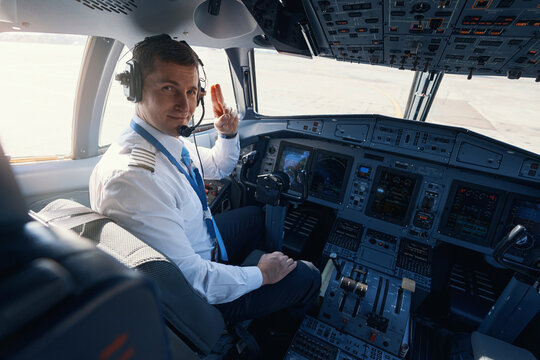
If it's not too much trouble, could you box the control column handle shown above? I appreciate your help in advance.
[493,225,540,288]
[240,150,258,188]
[281,170,308,202]
[493,225,527,266]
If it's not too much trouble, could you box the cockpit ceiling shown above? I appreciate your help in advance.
[0,0,265,50]
[1,0,538,79]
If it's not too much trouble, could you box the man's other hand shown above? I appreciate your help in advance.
[257,251,297,286]
[211,84,238,136]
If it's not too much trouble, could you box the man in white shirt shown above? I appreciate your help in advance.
[90,35,320,323]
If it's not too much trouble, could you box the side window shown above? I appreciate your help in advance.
[99,46,135,147]
[99,45,235,147]
[0,32,88,160]
[193,47,236,123]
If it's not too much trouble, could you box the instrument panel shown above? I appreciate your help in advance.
[253,116,540,280]
[244,116,540,360]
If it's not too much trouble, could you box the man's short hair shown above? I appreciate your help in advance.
[132,36,201,80]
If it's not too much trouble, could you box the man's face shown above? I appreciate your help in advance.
[136,58,199,137]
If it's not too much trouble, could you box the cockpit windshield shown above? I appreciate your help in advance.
[255,49,414,118]
[427,74,540,155]
[255,49,540,155]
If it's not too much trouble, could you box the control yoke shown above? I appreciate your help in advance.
[493,225,540,291]
[240,150,308,206]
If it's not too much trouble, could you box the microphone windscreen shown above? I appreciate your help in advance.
[178,125,193,138]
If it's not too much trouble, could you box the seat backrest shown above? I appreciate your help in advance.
[0,145,170,360]
[1,223,172,360]
[37,199,226,356]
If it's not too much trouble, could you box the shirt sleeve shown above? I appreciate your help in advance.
[187,135,240,180]
[95,168,263,305]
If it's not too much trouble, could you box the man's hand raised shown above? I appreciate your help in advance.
[257,251,297,286]
[211,84,238,136]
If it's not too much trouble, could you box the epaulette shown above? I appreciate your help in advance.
[128,146,156,172]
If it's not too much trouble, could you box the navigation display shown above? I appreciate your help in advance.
[275,142,312,194]
[366,167,421,226]
[309,150,353,203]
[439,182,504,245]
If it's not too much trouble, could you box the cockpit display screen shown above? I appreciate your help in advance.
[275,142,312,194]
[365,167,421,226]
[439,182,504,245]
[309,150,353,203]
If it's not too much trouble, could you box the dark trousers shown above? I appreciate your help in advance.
[213,206,321,323]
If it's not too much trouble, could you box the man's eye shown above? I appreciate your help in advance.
[163,86,174,91]
[187,89,197,95]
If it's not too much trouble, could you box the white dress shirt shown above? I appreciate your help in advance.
[90,115,263,304]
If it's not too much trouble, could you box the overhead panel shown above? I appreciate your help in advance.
[383,0,465,71]
[437,0,540,76]
[505,38,540,77]
[312,0,384,63]
[439,36,532,75]
[384,34,447,71]
[457,0,540,39]
[300,0,540,77]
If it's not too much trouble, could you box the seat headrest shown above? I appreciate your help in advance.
[0,144,28,229]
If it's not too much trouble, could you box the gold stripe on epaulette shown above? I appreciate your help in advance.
[129,146,156,172]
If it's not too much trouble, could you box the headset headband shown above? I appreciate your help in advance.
[115,34,206,103]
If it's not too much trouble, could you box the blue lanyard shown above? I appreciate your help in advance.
[130,120,228,261]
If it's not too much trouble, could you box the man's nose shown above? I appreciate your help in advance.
[173,93,190,111]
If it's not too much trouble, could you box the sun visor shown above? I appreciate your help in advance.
[194,0,257,39]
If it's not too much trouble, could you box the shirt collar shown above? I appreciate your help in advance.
[131,114,186,162]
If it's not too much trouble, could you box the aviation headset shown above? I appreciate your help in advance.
[115,34,207,137]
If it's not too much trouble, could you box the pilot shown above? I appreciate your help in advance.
[89,35,320,324]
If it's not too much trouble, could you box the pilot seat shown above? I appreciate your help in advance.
[34,198,263,359]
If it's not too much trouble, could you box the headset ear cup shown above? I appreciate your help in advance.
[119,60,143,103]
[129,60,143,103]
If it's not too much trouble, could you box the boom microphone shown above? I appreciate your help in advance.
[178,97,205,137]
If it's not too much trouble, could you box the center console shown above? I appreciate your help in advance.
[286,258,413,360]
